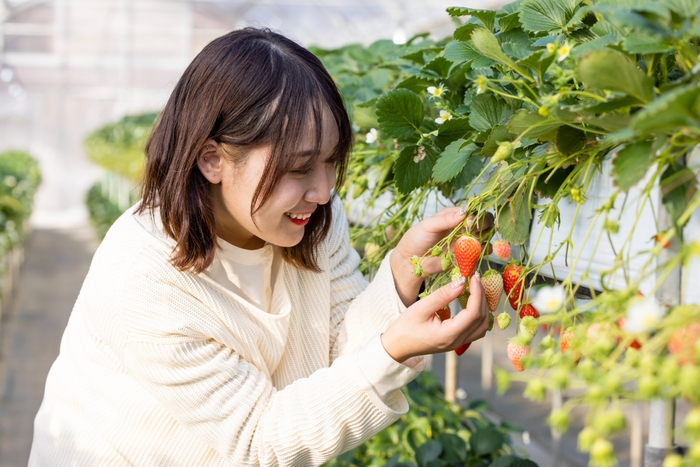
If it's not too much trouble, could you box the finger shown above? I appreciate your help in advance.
[419,206,467,235]
[459,312,491,344]
[466,211,495,235]
[414,275,466,317]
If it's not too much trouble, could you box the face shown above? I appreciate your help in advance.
[202,107,339,250]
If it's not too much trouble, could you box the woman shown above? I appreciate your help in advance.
[30,28,489,466]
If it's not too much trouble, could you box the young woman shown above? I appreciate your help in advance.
[29,28,490,466]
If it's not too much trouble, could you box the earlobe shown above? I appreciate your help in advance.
[197,140,222,184]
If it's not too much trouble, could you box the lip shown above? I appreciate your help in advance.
[285,209,315,226]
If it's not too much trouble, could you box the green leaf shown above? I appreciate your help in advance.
[661,161,698,231]
[489,456,519,467]
[483,126,516,157]
[576,49,654,104]
[519,0,580,33]
[622,32,675,54]
[376,89,425,139]
[581,113,631,132]
[497,12,522,32]
[631,85,700,134]
[396,76,439,94]
[444,41,496,68]
[470,28,532,78]
[501,41,534,60]
[469,93,514,132]
[446,7,497,30]
[436,433,467,463]
[535,163,574,198]
[556,126,587,154]
[611,141,653,191]
[469,427,506,456]
[449,150,483,190]
[517,50,556,82]
[662,0,700,16]
[422,56,453,79]
[497,188,532,245]
[506,110,566,138]
[570,34,620,59]
[435,117,473,149]
[454,23,480,41]
[433,140,478,182]
[395,145,439,194]
[415,440,442,467]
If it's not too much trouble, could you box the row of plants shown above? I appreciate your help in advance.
[0,150,41,295]
[83,113,156,238]
[313,0,700,465]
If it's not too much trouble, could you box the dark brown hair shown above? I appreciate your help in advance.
[137,28,352,273]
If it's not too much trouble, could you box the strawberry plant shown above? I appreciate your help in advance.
[315,0,700,465]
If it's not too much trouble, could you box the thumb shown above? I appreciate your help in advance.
[415,275,466,316]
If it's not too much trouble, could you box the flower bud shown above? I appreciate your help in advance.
[524,378,546,402]
[548,409,570,433]
[590,438,616,467]
[497,312,511,330]
[492,141,514,163]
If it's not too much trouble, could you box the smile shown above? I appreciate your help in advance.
[285,212,313,220]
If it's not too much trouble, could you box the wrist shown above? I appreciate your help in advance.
[380,331,409,364]
[389,250,423,307]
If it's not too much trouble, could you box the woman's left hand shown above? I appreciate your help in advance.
[390,206,494,307]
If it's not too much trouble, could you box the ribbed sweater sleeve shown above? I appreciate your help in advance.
[119,254,417,466]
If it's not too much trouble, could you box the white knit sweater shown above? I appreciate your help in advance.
[29,198,424,467]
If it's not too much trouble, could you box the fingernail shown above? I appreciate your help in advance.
[456,206,467,217]
[452,275,466,288]
[475,271,481,279]
[466,215,475,228]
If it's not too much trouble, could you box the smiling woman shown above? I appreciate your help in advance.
[29,27,490,467]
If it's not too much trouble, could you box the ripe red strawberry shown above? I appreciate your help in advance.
[668,322,700,366]
[455,342,471,356]
[492,239,511,260]
[435,306,451,321]
[519,303,539,319]
[502,262,524,310]
[507,340,530,372]
[481,269,503,312]
[454,235,481,278]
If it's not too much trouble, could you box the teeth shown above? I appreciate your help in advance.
[287,212,311,220]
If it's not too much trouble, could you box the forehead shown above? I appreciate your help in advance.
[293,104,339,155]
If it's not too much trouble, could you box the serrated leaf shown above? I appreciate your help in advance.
[470,28,532,78]
[662,0,700,16]
[518,50,556,82]
[395,145,439,194]
[497,12,522,32]
[623,32,674,54]
[506,110,566,138]
[497,188,532,245]
[532,35,564,47]
[469,427,506,456]
[437,433,467,463]
[556,126,587,154]
[435,117,473,149]
[582,113,631,132]
[631,85,700,134]
[433,140,478,182]
[454,23,479,41]
[470,93,514,132]
[570,34,621,59]
[501,41,534,60]
[376,89,424,139]
[611,141,653,191]
[446,7,497,30]
[395,76,438,94]
[444,41,496,68]
[576,49,654,103]
[519,0,580,33]
[582,95,640,113]
[422,56,453,79]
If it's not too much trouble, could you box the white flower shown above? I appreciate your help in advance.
[413,146,426,163]
[622,297,664,334]
[427,86,444,98]
[434,110,452,125]
[532,285,566,314]
[557,42,571,62]
[365,128,378,144]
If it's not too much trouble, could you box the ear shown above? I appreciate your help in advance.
[197,139,223,184]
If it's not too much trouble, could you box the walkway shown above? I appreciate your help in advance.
[0,226,98,467]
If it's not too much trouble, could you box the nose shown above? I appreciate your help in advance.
[305,164,335,205]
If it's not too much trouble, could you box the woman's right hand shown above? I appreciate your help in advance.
[380,274,490,363]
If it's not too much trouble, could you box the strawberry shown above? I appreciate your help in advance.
[502,262,524,310]
[481,269,503,312]
[654,232,670,249]
[455,342,471,356]
[435,306,451,321]
[519,303,539,319]
[454,235,481,278]
[560,329,581,363]
[507,340,530,372]
[668,322,700,366]
[492,239,511,260]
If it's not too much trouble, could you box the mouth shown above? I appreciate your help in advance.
[285,210,314,226]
